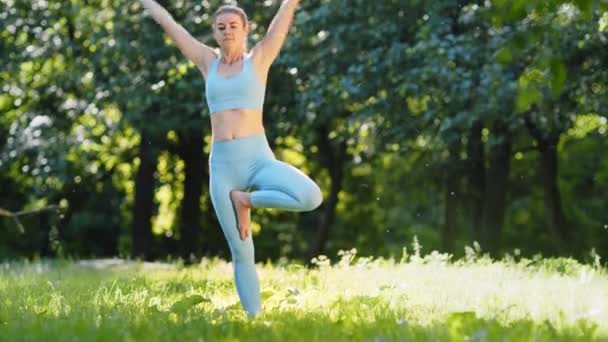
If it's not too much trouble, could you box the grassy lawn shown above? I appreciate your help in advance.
[1,250,606,341]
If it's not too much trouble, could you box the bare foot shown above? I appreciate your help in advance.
[230,190,252,240]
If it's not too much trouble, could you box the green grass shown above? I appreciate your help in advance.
[1,250,607,341]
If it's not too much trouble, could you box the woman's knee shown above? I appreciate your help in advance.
[300,182,323,211]
[229,240,255,263]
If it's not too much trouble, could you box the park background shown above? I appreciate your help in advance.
[1,0,608,264]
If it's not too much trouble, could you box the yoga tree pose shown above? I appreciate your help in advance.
[140,0,322,317]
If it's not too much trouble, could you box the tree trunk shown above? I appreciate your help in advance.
[132,132,157,260]
[443,144,460,253]
[177,131,205,261]
[466,120,485,242]
[310,125,346,258]
[481,124,512,255]
[538,138,570,251]
[525,117,571,253]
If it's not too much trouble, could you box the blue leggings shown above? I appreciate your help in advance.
[209,133,323,317]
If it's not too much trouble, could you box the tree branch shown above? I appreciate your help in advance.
[0,205,60,234]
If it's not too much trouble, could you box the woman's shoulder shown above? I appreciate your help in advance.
[199,48,221,79]
[247,48,267,68]
[244,51,255,60]
[208,48,221,62]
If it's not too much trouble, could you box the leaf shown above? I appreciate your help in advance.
[550,59,567,96]
[446,311,478,336]
[575,0,593,20]
[170,295,211,313]
[599,12,608,32]
[260,290,275,301]
[495,47,513,64]
[286,287,300,296]
[516,87,542,113]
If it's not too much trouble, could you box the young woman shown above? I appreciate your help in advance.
[139,0,322,317]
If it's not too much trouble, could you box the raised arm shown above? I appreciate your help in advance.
[140,0,216,73]
[252,0,300,70]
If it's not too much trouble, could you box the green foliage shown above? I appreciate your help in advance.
[1,0,607,262]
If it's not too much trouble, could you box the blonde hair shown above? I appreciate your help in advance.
[214,5,248,28]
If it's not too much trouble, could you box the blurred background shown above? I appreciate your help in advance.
[1,0,607,262]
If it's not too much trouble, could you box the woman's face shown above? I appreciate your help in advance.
[214,12,249,50]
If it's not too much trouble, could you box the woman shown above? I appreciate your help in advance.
[139,0,323,317]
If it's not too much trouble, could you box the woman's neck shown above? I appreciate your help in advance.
[220,47,246,65]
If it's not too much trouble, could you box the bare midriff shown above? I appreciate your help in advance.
[210,108,265,142]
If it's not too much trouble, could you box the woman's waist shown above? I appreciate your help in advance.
[210,109,264,142]
[209,132,274,163]
[209,108,263,120]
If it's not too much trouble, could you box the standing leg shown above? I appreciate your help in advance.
[209,172,261,317]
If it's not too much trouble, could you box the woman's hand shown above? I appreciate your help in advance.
[139,0,217,74]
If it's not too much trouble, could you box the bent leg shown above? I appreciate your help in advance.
[249,159,323,212]
[209,173,261,317]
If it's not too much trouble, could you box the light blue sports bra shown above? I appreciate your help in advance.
[205,54,265,114]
